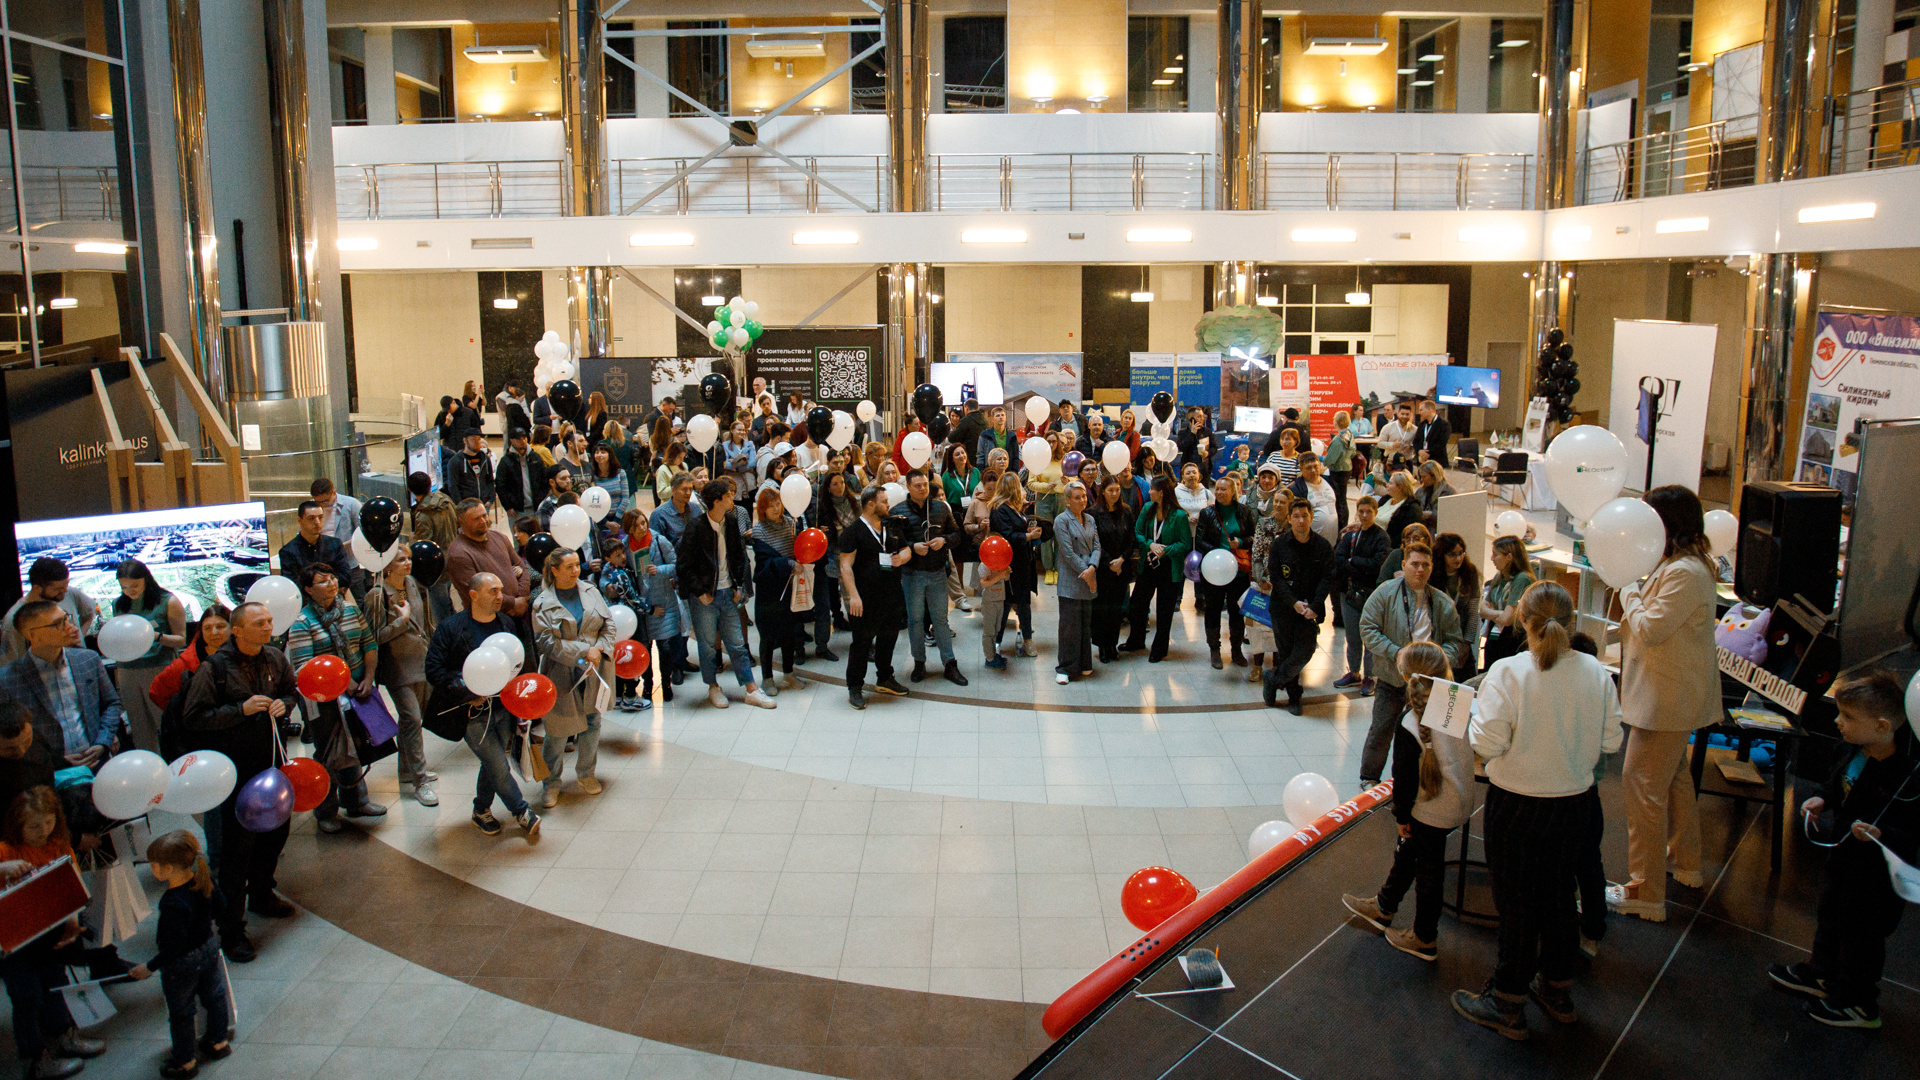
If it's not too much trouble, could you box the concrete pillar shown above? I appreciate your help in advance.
[1844,0,1895,165]
[1216,0,1263,211]
[1454,16,1490,114]
[1188,15,1218,114]
[363,26,398,126]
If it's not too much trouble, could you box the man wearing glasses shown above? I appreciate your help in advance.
[0,600,124,766]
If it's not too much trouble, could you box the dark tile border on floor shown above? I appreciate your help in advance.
[273,827,1053,1080]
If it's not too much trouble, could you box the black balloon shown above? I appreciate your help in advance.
[361,496,403,551]
[805,405,834,445]
[548,379,582,417]
[1551,360,1575,380]
[927,412,951,444]
[1547,328,1565,347]
[911,383,944,422]
[1151,391,1174,423]
[700,372,734,412]
[1555,342,1574,361]
[408,540,445,587]
[1563,377,1582,395]
[523,532,561,570]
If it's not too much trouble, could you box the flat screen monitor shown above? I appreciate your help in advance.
[14,502,271,621]
[928,361,1005,406]
[1232,406,1274,434]
[405,430,444,491]
[1436,365,1500,408]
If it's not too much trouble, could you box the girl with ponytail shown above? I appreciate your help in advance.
[1341,640,1480,962]
[130,831,232,1076]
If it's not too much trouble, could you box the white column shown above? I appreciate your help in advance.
[363,26,398,126]
[1454,16,1491,114]
[929,14,946,113]
[1854,0,1895,91]
[1188,15,1218,113]
[634,23,669,118]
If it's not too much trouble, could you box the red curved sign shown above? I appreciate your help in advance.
[1041,781,1393,1040]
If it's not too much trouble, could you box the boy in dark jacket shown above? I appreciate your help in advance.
[1767,670,1920,1028]
[1264,498,1334,713]
[1331,497,1391,691]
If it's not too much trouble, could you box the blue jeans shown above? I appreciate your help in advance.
[465,705,528,818]
[161,938,230,1066]
[1341,594,1372,678]
[901,568,955,665]
[691,590,755,689]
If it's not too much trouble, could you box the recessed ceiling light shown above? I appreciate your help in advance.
[73,241,129,255]
[1255,295,1279,306]
[336,237,378,251]
[49,297,77,309]
[1417,53,1445,62]
[1397,68,1417,74]
[1305,38,1391,55]
[1291,228,1357,243]
[1655,216,1709,233]
[700,294,726,305]
[1796,202,1875,223]
[961,228,1028,243]
[1130,291,1155,302]
[793,230,859,245]
[492,297,519,309]
[629,232,695,247]
[1151,78,1174,86]
[1126,228,1192,243]
[1498,39,1531,47]
[1411,79,1435,87]
[1164,66,1184,74]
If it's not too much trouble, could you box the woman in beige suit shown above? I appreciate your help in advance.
[1606,486,1721,922]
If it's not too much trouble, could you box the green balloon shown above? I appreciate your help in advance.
[714,305,732,324]
[711,330,730,350]
[746,319,764,339]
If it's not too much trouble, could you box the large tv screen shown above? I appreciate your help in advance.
[929,361,1006,406]
[1435,365,1500,408]
[14,502,271,622]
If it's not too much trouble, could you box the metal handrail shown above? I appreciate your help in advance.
[1262,151,1532,211]
[1825,75,1920,177]
[1577,114,1755,204]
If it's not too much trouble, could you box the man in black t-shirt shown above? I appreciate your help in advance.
[838,486,910,709]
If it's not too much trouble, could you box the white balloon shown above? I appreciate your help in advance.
[729,295,745,310]
[550,504,592,551]
[245,576,303,636]
[1544,425,1628,522]
[780,473,814,518]
[350,528,396,574]
[1101,440,1130,475]
[1154,438,1179,464]
[1021,436,1052,473]
[706,320,722,337]
[883,482,908,509]
[92,750,170,820]
[828,410,857,451]
[686,413,720,453]
[745,300,759,317]
[1200,548,1239,586]
[462,646,516,698]
[729,308,746,328]
[729,326,750,348]
[97,614,156,663]
[1024,395,1051,427]
[1494,510,1529,539]
[1247,820,1296,861]
[900,431,933,469]
[534,330,568,364]
[610,604,639,643]
[481,632,526,671]
[1282,772,1340,827]
[1703,508,1739,559]
[580,486,613,523]
[855,399,877,423]
[158,750,237,815]
[1584,497,1667,588]
[1907,670,1920,734]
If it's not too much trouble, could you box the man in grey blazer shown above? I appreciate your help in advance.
[0,599,124,766]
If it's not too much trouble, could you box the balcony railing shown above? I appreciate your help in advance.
[1576,115,1758,205]
[930,152,1212,211]
[1825,76,1920,177]
[1259,152,1534,210]
[613,154,889,214]
[6,165,122,226]
[335,160,567,220]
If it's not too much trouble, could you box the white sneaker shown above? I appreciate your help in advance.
[744,689,778,709]
[413,782,439,807]
[707,686,730,709]
[780,673,805,691]
[542,787,560,809]
[575,777,603,795]
[1604,883,1667,922]
[1055,672,1070,685]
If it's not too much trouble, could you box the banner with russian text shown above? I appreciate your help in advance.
[1128,352,1176,412]
[1295,354,1448,439]
[1797,309,1920,509]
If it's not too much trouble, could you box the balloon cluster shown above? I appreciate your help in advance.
[706,296,764,353]
[346,497,407,577]
[1537,327,1579,425]
[686,373,736,454]
[533,330,577,398]
[1544,424,1680,588]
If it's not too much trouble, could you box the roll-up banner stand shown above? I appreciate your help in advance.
[1797,308,1920,509]
[1607,319,1718,492]
[952,352,1083,424]
[1128,352,1176,412]
[577,357,669,427]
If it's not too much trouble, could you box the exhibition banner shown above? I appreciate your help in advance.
[578,357,667,425]
[748,326,886,409]
[956,352,1083,424]
[1272,362,1311,420]
[1295,354,1450,438]
[1797,309,1920,505]
[1607,319,1718,492]
[1174,352,1221,415]
[1128,353,1176,411]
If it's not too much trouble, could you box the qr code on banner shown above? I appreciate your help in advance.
[817,347,871,401]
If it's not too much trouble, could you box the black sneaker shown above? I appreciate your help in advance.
[160,1058,200,1079]
[1452,984,1529,1040]
[472,811,503,836]
[872,677,910,696]
[1768,962,1829,999]
[1807,999,1881,1029]
[848,688,867,710]
[816,647,840,662]
[247,893,296,918]
[910,661,928,683]
[220,934,256,964]
[515,809,542,837]
[196,1038,232,1062]
[1528,975,1578,1024]
[944,661,969,687]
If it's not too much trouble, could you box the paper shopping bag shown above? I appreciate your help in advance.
[85,857,150,946]
[511,722,550,785]
[1876,837,1920,903]
[790,564,815,613]
[1420,679,1476,741]
[60,981,116,1027]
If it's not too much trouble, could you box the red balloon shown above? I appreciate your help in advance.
[501,673,558,720]
[794,527,829,564]
[979,534,1013,572]
[1120,866,1198,931]
[279,757,332,813]
[296,655,351,702]
[614,639,652,679]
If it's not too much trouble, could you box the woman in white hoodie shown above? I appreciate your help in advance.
[1454,580,1623,1041]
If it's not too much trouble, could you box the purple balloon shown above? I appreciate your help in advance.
[1062,451,1086,477]
[1184,551,1204,582]
[235,768,294,832]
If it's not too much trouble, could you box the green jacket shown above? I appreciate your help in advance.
[1358,577,1468,686]
[1133,504,1192,584]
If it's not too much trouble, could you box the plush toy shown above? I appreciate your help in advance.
[1714,603,1771,664]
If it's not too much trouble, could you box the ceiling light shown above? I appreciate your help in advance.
[1797,202,1875,223]
[463,44,546,63]
[1087,94,1108,104]
[492,297,519,309]
[1151,78,1174,86]
[962,228,1028,243]
[629,232,694,247]
[336,237,378,251]
[1459,225,1525,244]
[1164,66,1184,74]
[700,294,726,305]
[1130,290,1155,302]
[1255,295,1279,306]
[1554,225,1593,243]
[793,229,859,245]
[49,297,77,309]
[1126,228,1192,243]
[744,37,826,58]
[1030,96,1052,105]
[1397,67,1417,74]
[1680,61,1710,73]
[1497,39,1531,47]
[1411,79,1435,87]
[1346,290,1372,305]
[1655,216,1709,234]
[73,241,129,255]
[1417,53,1445,62]
[1056,107,1080,113]
[1291,227,1357,243]
[1305,38,1391,55]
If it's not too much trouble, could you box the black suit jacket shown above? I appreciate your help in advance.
[676,511,752,602]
